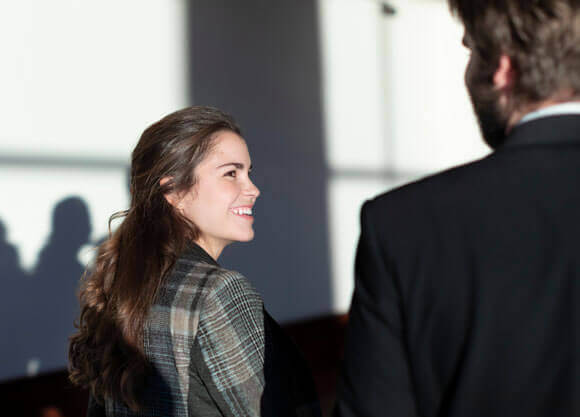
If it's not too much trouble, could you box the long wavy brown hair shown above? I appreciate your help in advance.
[68,106,241,411]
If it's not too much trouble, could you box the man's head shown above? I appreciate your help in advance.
[449,0,580,147]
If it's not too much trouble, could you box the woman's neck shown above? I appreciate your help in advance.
[194,237,226,261]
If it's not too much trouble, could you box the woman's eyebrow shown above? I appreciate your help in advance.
[217,162,244,169]
[216,162,253,170]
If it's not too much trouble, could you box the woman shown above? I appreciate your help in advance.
[69,106,321,417]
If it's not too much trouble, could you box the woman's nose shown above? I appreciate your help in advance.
[245,178,260,200]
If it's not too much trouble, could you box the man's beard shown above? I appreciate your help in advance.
[466,76,509,149]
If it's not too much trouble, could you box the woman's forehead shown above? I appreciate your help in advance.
[203,131,250,166]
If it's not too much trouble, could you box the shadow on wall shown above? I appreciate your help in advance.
[189,0,332,322]
[0,218,30,377]
[0,196,91,380]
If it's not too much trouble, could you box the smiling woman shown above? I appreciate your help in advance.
[68,106,321,417]
[164,131,260,260]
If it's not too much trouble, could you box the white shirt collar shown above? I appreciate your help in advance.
[518,101,580,126]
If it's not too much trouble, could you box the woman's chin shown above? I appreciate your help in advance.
[236,230,255,242]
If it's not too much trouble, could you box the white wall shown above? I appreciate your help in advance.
[318,0,489,313]
[0,0,187,381]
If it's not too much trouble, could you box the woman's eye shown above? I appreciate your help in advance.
[225,170,237,178]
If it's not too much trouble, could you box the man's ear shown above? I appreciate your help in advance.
[160,177,181,208]
[494,54,515,91]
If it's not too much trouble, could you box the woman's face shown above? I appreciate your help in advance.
[176,130,260,258]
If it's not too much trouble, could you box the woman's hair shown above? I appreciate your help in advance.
[69,106,240,410]
[448,0,580,110]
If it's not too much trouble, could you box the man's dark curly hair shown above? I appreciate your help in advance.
[449,0,580,110]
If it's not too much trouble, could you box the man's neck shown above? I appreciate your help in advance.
[506,93,580,131]
[508,100,566,130]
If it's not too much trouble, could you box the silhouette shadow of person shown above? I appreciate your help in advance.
[0,219,26,279]
[0,218,31,379]
[30,196,92,374]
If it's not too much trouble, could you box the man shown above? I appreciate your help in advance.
[334,1,580,416]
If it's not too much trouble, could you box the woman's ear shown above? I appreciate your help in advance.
[160,177,181,208]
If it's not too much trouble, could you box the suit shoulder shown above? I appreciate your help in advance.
[366,154,498,214]
[360,153,506,234]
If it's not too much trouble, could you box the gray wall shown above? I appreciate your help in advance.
[189,0,332,322]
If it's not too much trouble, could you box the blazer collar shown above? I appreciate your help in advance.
[181,242,220,267]
[502,114,580,149]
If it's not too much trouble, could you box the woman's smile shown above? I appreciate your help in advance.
[231,205,254,219]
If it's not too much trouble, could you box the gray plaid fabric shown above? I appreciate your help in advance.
[96,243,320,417]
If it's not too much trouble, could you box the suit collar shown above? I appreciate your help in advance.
[517,101,580,125]
[502,114,580,148]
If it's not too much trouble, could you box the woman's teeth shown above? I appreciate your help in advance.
[233,207,252,215]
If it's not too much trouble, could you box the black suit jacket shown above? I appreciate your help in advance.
[334,115,580,417]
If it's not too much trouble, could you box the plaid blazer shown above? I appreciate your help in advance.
[89,243,321,417]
